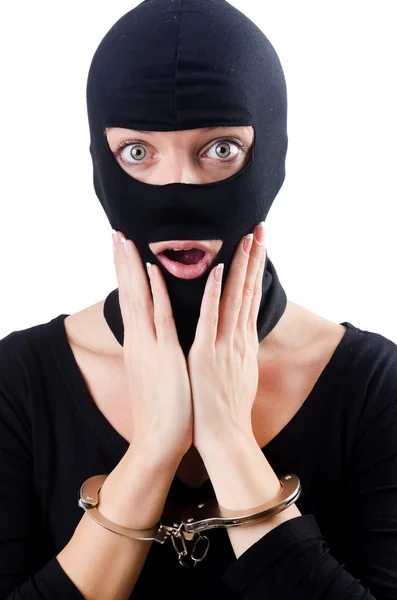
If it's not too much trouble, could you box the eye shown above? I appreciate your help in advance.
[205,139,242,161]
[118,143,147,165]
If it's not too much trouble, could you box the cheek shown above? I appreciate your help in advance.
[115,160,147,183]
[112,153,249,186]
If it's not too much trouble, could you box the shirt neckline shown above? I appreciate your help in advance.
[49,313,364,481]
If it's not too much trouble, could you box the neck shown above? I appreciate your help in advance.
[258,300,329,359]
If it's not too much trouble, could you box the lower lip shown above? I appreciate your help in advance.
[156,252,212,279]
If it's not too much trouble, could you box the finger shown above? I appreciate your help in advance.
[216,233,253,342]
[193,262,224,348]
[112,230,155,340]
[146,263,180,347]
[247,238,267,334]
[237,223,266,334]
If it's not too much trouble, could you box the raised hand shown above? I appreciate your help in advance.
[112,230,193,461]
[187,222,266,453]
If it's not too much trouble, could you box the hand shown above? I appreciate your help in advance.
[187,222,266,453]
[112,230,193,460]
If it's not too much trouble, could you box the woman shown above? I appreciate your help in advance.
[1,0,396,598]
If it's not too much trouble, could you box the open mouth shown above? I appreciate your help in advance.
[156,247,213,279]
[162,248,206,264]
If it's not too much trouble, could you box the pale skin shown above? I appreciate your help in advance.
[57,126,347,598]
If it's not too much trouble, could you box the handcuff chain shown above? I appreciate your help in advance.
[78,473,301,567]
[191,532,210,565]
[163,523,211,567]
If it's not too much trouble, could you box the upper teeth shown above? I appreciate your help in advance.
[171,248,194,251]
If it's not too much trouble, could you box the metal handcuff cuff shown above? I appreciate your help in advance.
[78,473,301,567]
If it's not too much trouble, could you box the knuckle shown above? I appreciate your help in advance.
[154,311,174,328]
[188,344,205,363]
[234,337,245,354]
[243,282,255,298]
[253,248,264,267]
[209,313,218,328]
[237,256,246,269]
[254,244,264,259]
[209,288,220,301]
[229,295,242,311]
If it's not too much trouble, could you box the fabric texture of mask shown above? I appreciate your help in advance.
[86,0,288,357]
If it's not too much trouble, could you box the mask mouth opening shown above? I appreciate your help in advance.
[162,248,206,265]
[156,249,213,280]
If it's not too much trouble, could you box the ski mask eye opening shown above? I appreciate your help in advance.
[103,128,257,189]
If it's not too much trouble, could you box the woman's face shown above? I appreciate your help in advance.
[105,125,254,270]
[106,125,254,185]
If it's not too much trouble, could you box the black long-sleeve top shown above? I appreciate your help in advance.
[1,314,397,599]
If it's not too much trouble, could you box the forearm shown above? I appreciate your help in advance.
[56,443,181,600]
[199,431,301,558]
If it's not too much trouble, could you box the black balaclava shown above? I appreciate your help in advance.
[86,0,288,357]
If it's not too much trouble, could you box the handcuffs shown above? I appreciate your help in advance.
[78,473,301,567]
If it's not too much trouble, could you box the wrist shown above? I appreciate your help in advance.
[126,437,184,471]
[198,432,281,511]
[196,425,257,461]
[194,423,257,456]
[96,443,180,530]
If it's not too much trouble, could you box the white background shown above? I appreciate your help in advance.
[0,1,396,342]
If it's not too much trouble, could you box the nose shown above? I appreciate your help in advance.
[151,151,201,185]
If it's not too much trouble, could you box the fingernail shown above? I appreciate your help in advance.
[146,262,153,280]
[255,222,265,245]
[242,233,254,256]
[214,263,224,283]
[112,230,119,253]
[118,233,128,253]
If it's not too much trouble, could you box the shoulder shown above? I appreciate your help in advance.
[0,317,65,457]
[0,320,50,385]
[0,315,62,372]
[344,322,397,386]
[296,309,397,433]
[341,322,397,435]
[0,317,64,417]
